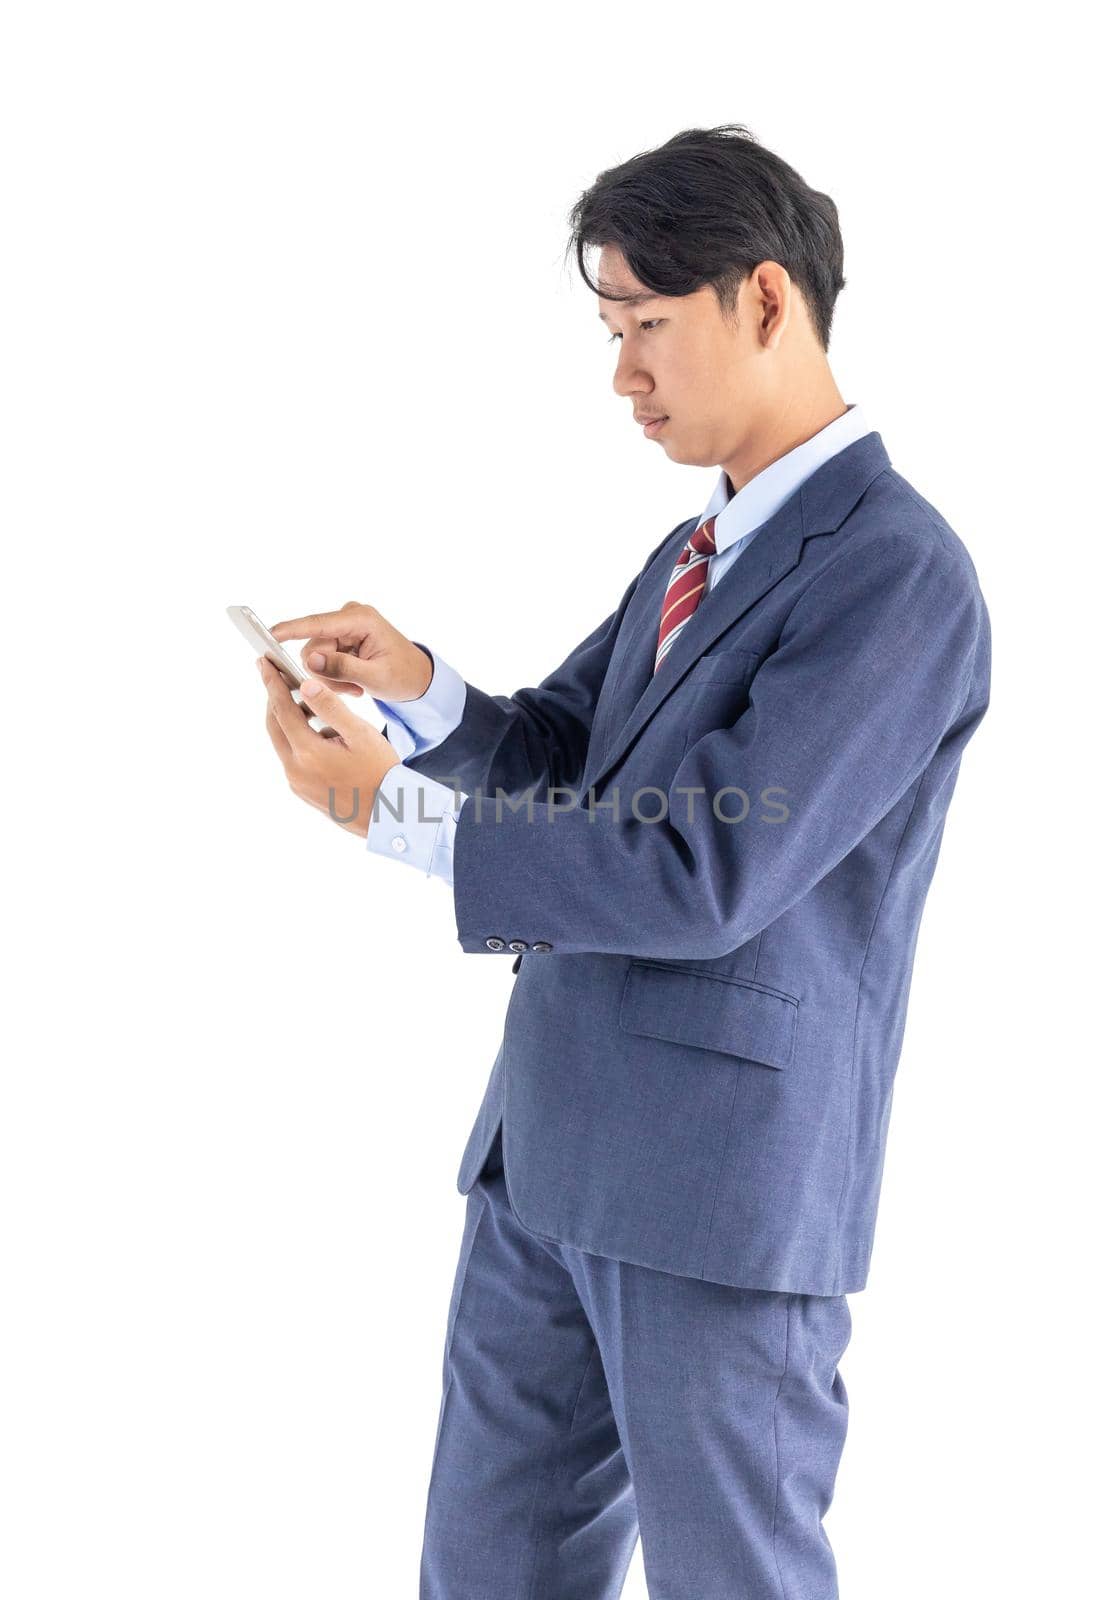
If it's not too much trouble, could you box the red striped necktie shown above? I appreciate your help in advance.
[654,514,718,673]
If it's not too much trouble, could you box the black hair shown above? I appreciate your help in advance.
[565,124,846,350]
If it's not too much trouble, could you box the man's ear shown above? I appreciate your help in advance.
[753,260,791,348]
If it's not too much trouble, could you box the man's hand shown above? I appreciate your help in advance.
[258,656,401,837]
[269,601,434,702]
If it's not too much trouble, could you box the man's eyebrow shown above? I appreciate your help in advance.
[597,294,661,323]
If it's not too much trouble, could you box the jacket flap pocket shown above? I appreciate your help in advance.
[689,646,761,685]
[619,963,798,1070]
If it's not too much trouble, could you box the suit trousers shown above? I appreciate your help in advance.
[420,1126,853,1599]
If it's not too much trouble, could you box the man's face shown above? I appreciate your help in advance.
[596,245,765,472]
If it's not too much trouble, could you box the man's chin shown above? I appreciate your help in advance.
[660,433,709,467]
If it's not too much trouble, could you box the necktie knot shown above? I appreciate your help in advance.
[682,515,717,563]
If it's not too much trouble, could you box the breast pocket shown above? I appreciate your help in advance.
[678,648,761,755]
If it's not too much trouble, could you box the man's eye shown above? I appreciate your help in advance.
[607,319,663,344]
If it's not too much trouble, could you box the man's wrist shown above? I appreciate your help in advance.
[372,644,466,758]
[389,642,435,703]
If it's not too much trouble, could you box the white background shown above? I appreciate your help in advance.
[2,4,1105,1595]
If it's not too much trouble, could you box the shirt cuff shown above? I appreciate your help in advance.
[371,642,467,762]
[366,759,467,886]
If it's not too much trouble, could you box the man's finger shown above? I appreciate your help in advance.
[271,611,365,643]
[300,634,336,667]
[270,613,333,641]
[300,649,379,692]
[301,637,365,696]
[265,702,292,761]
[297,675,361,742]
[259,657,315,755]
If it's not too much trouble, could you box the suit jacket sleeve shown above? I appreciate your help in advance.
[404,521,690,799]
[446,530,990,960]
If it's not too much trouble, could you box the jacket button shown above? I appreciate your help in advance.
[508,940,528,953]
[531,941,553,953]
[485,936,505,951]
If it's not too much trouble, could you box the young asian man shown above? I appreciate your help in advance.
[257,124,991,1599]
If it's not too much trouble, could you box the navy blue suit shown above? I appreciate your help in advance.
[408,430,990,1595]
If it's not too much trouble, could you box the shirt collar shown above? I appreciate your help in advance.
[698,404,874,553]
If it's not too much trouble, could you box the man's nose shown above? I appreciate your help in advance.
[612,351,651,400]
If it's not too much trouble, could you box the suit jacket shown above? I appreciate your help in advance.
[406,432,991,1294]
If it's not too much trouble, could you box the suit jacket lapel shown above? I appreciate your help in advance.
[585,514,696,763]
[582,431,892,796]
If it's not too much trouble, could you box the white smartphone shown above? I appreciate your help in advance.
[227,605,334,734]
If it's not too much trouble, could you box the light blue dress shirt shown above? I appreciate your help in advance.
[366,404,873,886]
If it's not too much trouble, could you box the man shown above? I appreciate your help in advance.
[256,125,991,1598]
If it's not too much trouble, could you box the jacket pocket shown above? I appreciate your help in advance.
[686,646,762,684]
[678,650,761,757]
[618,961,798,1070]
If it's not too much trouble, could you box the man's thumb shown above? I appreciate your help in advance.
[300,675,356,732]
[304,649,372,693]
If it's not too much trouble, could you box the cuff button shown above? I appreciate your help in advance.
[485,936,506,951]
